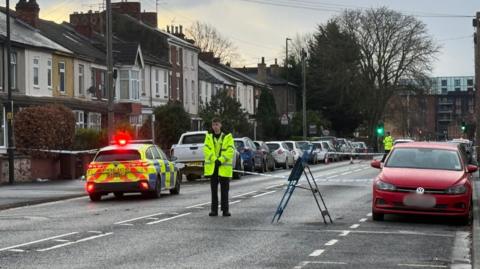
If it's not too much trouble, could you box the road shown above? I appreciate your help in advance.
[0,160,472,269]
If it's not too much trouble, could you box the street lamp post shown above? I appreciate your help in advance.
[106,0,114,141]
[285,37,291,123]
[301,48,307,140]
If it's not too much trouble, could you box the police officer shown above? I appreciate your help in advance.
[381,132,393,162]
[204,117,235,217]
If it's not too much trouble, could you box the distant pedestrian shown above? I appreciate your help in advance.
[203,118,235,217]
[381,132,393,162]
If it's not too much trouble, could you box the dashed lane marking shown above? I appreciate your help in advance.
[366,213,372,217]
[186,202,210,209]
[252,191,276,198]
[146,213,191,225]
[114,212,164,224]
[398,264,447,268]
[266,184,284,189]
[359,218,367,222]
[339,231,350,236]
[0,232,79,252]
[340,172,351,175]
[232,190,258,198]
[350,224,360,229]
[53,239,70,242]
[308,249,325,257]
[230,200,242,205]
[325,239,338,246]
[36,232,113,252]
[326,175,337,179]
[8,249,25,252]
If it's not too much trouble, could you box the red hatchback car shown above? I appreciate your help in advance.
[371,142,478,224]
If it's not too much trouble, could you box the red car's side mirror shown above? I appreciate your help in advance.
[467,164,478,173]
[371,160,382,169]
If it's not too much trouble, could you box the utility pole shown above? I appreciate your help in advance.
[106,0,114,142]
[6,0,14,184]
[285,38,291,122]
[301,48,307,140]
[474,12,480,160]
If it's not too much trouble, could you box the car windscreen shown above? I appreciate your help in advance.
[95,150,141,162]
[182,134,205,144]
[297,142,310,150]
[234,140,245,149]
[385,148,462,171]
[285,142,293,150]
[266,143,280,151]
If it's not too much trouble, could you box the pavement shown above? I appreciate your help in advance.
[0,179,86,210]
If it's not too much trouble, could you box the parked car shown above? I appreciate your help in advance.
[284,141,304,161]
[266,141,294,169]
[171,131,243,180]
[318,140,340,162]
[234,137,257,172]
[312,141,329,163]
[371,142,477,225]
[254,141,276,172]
[449,138,476,165]
[297,141,317,163]
[393,138,414,145]
[351,141,368,153]
[336,138,354,159]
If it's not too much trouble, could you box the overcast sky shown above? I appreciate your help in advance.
[4,0,479,76]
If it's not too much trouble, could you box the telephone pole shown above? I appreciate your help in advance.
[301,48,307,140]
[285,37,291,122]
[106,0,114,141]
[474,13,480,160]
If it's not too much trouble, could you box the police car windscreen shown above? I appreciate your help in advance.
[95,150,141,162]
[182,134,206,144]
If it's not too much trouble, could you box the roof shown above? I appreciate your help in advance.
[203,61,268,88]
[0,10,71,53]
[394,142,459,150]
[113,42,142,66]
[35,20,105,63]
[199,64,223,84]
[199,61,235,86]
[239,66,299,88]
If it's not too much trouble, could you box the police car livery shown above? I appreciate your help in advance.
[85,138,181,202]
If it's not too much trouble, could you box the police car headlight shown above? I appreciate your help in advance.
[375,180,396,191]
[446,184,467,194]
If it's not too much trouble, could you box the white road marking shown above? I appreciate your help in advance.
[88,231,103,234]
[146,217,159,220]
[325,239,338,246]
[53,239,70,242]
[114,212,164,224]
[266,184,284,189]
[36,232,113,252]
[146,213,191,225]
[186,202,211,209]
[309,249,325,257]
[339,231,350,236]
[118,223,134,226]
[232,190,258,198]
[398,264,447,268]
[350,224,360,229]
[340,172,351,175]
[0,232,79,252]
[353,169,363,172]
[305,261,347,265]
[366,213,372,217]
[252,191,276,198]
[326,175,337,179]
[230,200,242,205]
[8,249,25,252]
[359,218,367,222]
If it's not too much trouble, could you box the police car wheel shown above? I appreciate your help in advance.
[89,193,101,202]
[151,176,162,198]
[170,173,181,195]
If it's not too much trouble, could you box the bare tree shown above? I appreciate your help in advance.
[339,7,439,144]
[186,21,239,64]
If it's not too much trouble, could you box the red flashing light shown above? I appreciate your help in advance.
[86,182,95,193]
[113,131,132,146]
[139,181,149,190]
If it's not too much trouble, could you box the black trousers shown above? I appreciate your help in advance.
[210,172,230,213]
[381,149,391,162]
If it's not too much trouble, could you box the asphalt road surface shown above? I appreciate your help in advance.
[0,160,471,269]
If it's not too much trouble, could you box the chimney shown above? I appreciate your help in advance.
[167,25,170,33]
[15,0,40,28]
[270,58,280,77]
[199,52,216,64]
[179,25,183,34]
[257,57,267,83]
[175,26,178,34]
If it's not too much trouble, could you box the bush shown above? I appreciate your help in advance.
[15,105,76,157]
[154,101,191,149]
[73,128,108,150]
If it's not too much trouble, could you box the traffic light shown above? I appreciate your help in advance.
[376,123,384,136]
[461,121,466,133]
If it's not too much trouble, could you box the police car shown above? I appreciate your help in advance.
[85,134,181,202]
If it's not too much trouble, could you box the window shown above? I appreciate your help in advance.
[192,80,195,105]
[191,53,194,67]
[176,47,180,65]
[129,115,142,126]
[47,59,52,89]
[176,77,180,100]
[151,146,161,159]
[100,71,106,98]
[78,64,84,95]
[441,88,447,94]
[146,148,154,160]
[155,69,160,96]
[185,78,188,103]
[0,106,5,146]
[163,70,168,98]
[33,58,39,87]
[467,79,473,86]
[441,79,447,87]
[131,70,140,100]
[88,112,101,130]
[120,70,130,100]
[58,62,65,93]
[454,79,460,87]
[74,110,84,129]
[199,83,203,104]
[10,52,17,90]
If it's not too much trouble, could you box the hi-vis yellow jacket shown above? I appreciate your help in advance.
[203,132,235,178]
[383,135,394,151]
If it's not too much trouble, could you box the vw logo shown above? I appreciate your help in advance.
[416,187,425,194]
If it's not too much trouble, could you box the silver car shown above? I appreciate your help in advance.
[266,141,294,169]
